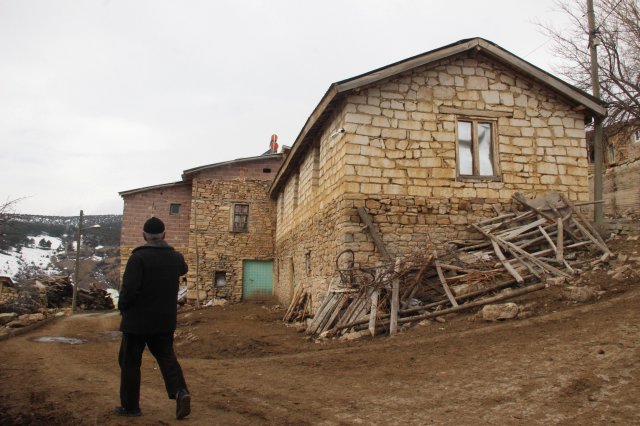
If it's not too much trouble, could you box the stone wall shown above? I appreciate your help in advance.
[274,52,591,309]
[608,130,640,164]
[186,178,277,302]
[589,158,640,218]
[119,183,192,278]
[0,284,18,306]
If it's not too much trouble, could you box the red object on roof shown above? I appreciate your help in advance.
[270,134,279,153]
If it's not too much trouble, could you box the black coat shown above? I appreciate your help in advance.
[118,240,188,334]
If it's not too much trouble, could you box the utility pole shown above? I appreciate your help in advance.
[71,209,84,313]
[587,0,604,225]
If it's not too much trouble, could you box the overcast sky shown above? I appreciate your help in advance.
[0,0,572,216]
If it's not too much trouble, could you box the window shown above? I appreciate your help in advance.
[457,119,498,178]
[609,144,615,163]
[263,167,272,173]
[293,173,299,209]
[214,271,227,288]
[232,203,249,232]
[634,129,640,143]
[169,203,181,215]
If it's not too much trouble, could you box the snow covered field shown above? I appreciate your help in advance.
[0,235,63,279]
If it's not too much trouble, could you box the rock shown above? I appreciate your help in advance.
[6,318,30,328]
[339,330,369,341]
[563,286,596,303]
[481,303,519,321]
[418,319,432,327]
[7,313,45,328]
[610,265,633,281]
[19,313,45,322]
[546,277,567,287]
[0,313,18,326]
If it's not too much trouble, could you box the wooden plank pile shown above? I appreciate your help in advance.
[38,275,73,308]
[36,276,114,310]
[283,191,611,338]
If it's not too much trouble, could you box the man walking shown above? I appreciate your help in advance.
[115,217,191,420]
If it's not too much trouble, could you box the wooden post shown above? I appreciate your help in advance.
[193,183,201,308]
[71,210,84,313]
[390,259,401,335]
[368,288,379,337]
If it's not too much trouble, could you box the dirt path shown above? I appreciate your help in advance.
[1,237,640,425]
[1,283,640,425]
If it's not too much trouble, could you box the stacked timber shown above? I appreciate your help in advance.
[36,276,114,310]
[292,191,612,338]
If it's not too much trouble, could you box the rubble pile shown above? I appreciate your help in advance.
[285,191,613,338]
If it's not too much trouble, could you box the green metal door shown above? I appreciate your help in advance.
[242,260,273,300]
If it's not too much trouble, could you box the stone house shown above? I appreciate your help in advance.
[120,152,285,302]
[587,123,640,166]
[0,276,17,306]
[268,38,606,306]
[587,122,640,219]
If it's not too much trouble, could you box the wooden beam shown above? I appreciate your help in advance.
[434,260,459,307]
[390,259,401,335]
[439,106,513,118]
[395,282,547,325]
[357,207,392,260]
[368,289,379,337]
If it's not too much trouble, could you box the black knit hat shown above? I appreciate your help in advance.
[143,217,165,234]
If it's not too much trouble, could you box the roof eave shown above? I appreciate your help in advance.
[269,37,607,198]
[269,85,340,197]
[182,153,283,180]
[119,181,191,198]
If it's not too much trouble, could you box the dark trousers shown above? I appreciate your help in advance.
[119,332,188,410]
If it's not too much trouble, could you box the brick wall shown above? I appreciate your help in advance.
[274,53,591,309]
[119,183,192,278]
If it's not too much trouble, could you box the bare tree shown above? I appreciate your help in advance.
[0,197,23,239]
[541,0,640,130]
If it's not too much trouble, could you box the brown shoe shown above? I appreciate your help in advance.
[176,389,191,420]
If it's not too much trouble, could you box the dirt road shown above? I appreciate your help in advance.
[1,241,640,425]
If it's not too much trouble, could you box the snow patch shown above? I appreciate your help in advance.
[0,235,63,279]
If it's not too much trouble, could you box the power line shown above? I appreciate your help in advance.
[524,39,552,58]
[597,0,626,29]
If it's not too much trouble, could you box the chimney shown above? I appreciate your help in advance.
[269,134,279,154]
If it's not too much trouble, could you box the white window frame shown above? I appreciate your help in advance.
[455,117,500,180]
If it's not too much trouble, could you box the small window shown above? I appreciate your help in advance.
[305,251,311,275]
[457,119,498,178]
[263,168,271,173]
[169,203,181,215]
[232,203,249,232]
[634,129,640,143]
[214,271,227,288]
[609,144,615,163]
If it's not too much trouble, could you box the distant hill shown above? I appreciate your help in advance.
[0,214,121,251]
[0,214,122,288]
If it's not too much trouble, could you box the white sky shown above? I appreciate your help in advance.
[0,0,572,215]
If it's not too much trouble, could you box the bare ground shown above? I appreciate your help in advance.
[1,238,639,426]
